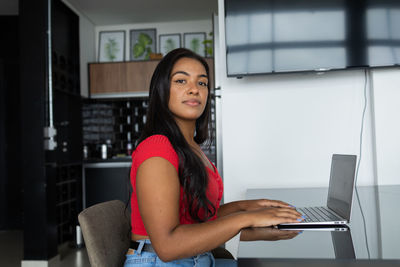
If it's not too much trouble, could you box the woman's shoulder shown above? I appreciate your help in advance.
[133,134,179,170]
[136,134,174,151]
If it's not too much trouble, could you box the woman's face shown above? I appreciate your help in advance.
[168,57,209,123]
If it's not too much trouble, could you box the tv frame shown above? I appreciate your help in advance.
[224,0,400,77]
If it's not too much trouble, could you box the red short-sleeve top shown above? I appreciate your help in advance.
[130,134,223,236]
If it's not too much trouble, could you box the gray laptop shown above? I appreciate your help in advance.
[280,154,357,227]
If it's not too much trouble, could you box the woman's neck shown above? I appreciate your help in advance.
[174,118,197,146]
[174,118,212,169]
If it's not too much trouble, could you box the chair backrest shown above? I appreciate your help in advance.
[78,200,130,267]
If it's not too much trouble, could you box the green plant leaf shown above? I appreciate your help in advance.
[133,43,145,58]
[145,47,153,60]
[138,33,152,46]
[190,38,200,53]
[105,38,119,61]
[133,33,154,59]
[164,38,176,54]
[202,32,214,57]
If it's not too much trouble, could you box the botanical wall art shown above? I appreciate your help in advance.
[184,32,206,57]
[130,29,156,61]
[159,34,181,56]
[98,31,125,62]
[203,32,214,57]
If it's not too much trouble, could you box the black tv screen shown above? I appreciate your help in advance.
[225,0,400,76]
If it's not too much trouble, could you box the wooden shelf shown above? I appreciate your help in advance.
[89,60,159,94]
[89,58,214,95]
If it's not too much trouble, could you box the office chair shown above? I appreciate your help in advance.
[78,199,234,267]
[78,200,130,267]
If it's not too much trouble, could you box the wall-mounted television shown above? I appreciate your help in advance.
[225,0,400,77]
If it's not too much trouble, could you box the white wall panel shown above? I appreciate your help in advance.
[217,0,400,256]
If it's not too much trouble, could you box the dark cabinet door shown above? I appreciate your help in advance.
[84,166,131,208]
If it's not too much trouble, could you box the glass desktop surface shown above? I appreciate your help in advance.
[238,185,400,260]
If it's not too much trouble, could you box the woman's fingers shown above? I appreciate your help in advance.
[254,199,296,209]
[271,207,303,219]
[263,199,295,208]
[249,206,304,227]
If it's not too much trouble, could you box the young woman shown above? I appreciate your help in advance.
[124,48,303,266]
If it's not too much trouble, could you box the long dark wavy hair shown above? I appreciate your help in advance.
[136,48,215,222]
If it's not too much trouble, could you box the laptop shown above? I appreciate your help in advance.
[279,154,357,227]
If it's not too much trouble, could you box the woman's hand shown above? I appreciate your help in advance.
[245,206,303,228]
[240,227,301,241]
[240,199,295,211]
[217,199,296,218]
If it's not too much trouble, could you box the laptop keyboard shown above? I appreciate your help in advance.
[297,207,342,222]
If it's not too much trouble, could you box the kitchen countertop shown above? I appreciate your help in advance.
[83,156,132,163]
[83,156,132,168]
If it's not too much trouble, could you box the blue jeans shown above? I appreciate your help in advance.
[124,239,237,267]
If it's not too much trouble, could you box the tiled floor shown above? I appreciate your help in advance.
[0,230,90,267]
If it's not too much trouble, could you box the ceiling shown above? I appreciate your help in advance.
[0,0,217,25]
[65,0,218,25]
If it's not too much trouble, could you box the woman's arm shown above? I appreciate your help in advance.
[216,201,246,217]
[240,227,300,241]
[136,157,303,262]
[218,199,295,218]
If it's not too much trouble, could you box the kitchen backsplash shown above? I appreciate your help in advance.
[82,97,216,163]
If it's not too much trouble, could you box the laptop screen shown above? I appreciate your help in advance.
[327,154,357,220]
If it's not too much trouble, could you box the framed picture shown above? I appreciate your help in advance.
[159,34,181,56]
[184,32,206,57]
[130,29,156,61]
[98,31,125,62]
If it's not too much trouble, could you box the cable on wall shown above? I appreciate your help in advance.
[353,68,371,259]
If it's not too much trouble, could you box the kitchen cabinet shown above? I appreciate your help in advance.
[83,161,131,209]
[89,58,214,95]
[89,60,158,95]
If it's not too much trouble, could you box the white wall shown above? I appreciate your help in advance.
[220,68,389,196]
[371,69,400,185]
[95,19,212,62]
[216,0,400,255]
